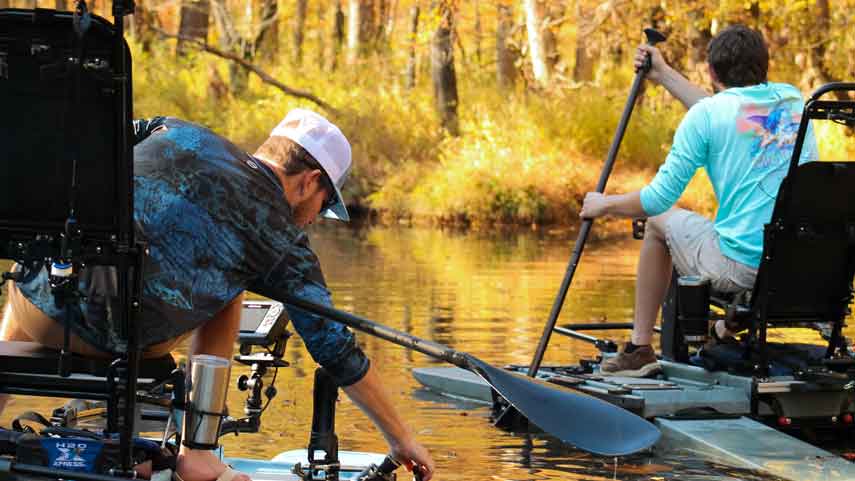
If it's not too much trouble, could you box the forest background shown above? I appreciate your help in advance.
[5,0,854,227]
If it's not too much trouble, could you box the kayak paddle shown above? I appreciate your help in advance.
[528,28,667,377]
[284,294,660,456]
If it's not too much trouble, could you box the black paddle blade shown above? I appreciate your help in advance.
[467,356,660,456]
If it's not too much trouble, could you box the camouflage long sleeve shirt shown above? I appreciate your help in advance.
[16,117,368,386]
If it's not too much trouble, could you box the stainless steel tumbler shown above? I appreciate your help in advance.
[182,354,231,448]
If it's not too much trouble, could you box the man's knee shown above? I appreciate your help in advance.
[645,208,687,240]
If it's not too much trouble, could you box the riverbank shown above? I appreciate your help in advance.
[133,42,853,229]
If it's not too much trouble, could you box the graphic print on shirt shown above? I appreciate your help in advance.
[736,101,803,197]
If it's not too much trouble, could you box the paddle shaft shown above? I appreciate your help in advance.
[284,294,470,369]
[527,29,665,378]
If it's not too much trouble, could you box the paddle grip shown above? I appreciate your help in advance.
[639,28,666,72]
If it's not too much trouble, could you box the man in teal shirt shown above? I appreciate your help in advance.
[580,24,818,377]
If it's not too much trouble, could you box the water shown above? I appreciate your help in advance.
[1,223,845,480]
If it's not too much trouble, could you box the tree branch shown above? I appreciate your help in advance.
[153,27,339,114]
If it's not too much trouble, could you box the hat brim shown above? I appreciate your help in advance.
[321,182,350,222]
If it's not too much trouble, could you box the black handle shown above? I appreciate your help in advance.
[639,28,666,72]
[356,455,400,481]
[376,456,400,475]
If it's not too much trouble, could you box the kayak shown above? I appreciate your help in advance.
[412,354,855,481]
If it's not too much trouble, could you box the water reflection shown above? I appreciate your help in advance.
[0,224,846,480]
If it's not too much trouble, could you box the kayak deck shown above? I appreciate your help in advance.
[412,364,855,481]
[226,450,386,481]
[412,360,752,418]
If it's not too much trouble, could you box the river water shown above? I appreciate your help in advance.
[3,223,848,480]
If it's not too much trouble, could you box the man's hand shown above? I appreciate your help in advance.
[342,365,435,480]
[391,438,435,481]
[634,44,668,83]
[580,192,610,219]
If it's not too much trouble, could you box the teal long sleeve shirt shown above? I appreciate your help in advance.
[639,82,818,268]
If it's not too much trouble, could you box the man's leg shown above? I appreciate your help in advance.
[631,209,679,346]
[600,209,681,377]
[177,293,251,481]
[0,297,34,414]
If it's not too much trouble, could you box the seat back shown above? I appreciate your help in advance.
[0,8,133,258]
[751,162,855,323]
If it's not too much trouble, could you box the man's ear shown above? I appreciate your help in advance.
[297,169,322,199]
[306,169,324,193]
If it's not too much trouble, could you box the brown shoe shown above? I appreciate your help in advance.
[599,344,661,378]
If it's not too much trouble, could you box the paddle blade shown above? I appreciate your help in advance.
[468,356,660,456]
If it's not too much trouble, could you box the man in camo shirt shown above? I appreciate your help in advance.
[1,109,434,481]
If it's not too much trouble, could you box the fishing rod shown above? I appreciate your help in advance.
[283,294,660,457]
[528,28,667,377]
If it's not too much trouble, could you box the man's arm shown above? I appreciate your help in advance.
[252,271,434,479]
[343,366,435,480]
[579,191,646,219]
[635,45,709,109]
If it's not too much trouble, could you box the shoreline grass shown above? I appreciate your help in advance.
[132,41,855,230]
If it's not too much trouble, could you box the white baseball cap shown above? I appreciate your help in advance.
[270,108,352,222]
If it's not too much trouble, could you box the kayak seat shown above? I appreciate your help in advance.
[664,162,855,372]
[0,340,176,380]
[0,340,178,411]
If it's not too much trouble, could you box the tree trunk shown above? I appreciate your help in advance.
[316,1,325,68]
[686,8,711,82]
[495,3,516,89]
[326,1,345,71]
[132,0,155,52]
[229,41,253,94]
[687,9,709,66]
[377,0,387,42]
[347,0,361,64]
[803,0,846,99]
[212,0,250,94]
[347,0,375,64]
[385,0,398,40]
[256,0,279,61]
[176,0,211,57]
[431,0,459,136]
[292,0,307,65]
[571,1,592,82]
[405,4,419,89]
[523,0,552,86]
[849,45,855,88]
[473,0,482,68]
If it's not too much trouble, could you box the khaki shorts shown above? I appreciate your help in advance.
[664,210,757,294]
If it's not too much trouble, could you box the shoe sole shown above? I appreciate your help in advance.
[600,362,662,378]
